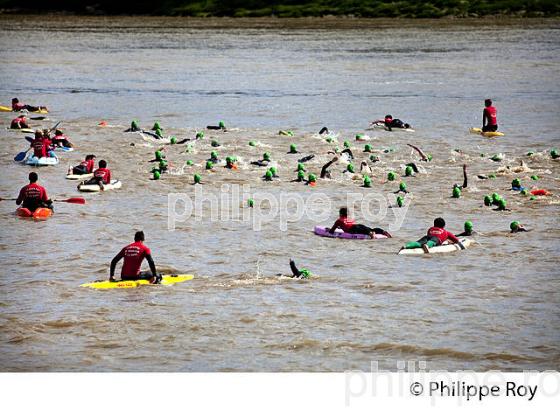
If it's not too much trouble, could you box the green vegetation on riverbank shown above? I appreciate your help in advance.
[1,0,559,17]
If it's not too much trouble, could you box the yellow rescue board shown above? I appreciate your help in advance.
[469,127,504,137]
[0,105,48,114]
[80,274,194,289]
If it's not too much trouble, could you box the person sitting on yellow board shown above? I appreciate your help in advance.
[482,99,498,133]
[110,231,161,283]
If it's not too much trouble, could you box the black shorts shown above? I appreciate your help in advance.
[482,124,498,132]
[122,272,154,281]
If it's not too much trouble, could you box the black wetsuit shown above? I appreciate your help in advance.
[348,225,387,236]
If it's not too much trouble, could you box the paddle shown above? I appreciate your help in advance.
[0,197,86,204]
[14,121,62,162]
[14,148,31,162]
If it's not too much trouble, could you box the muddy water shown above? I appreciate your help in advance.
[0,16,559,371]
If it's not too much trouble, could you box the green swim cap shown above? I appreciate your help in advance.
[452,186,461,198]
[194,174,201,184]
[484,195,492,206]
[405,166,413,176]
[343,141,350,149]
[512,178,521,188]
[488,174,496,179]
[497,198,507,210]
[155,129,163,137]
[131,120,138,128]
[530,196,536,200]
[464,220,473,232]
[152,121,161,130]
[364,144,372,153]
[427,154,433,161]
[269,166,277,176]
[289,144,297,153]
[249,140,256,146]
[399,182,407,191]
[491,192,501,202]
[370,155,379,162]
[159,160,167,168]
[387,171,396,181]
[219,121,225,129]
[186,160,194,166]
[521,189,528,196]
[397,196,404,207]
[363,175,372,187]
[225,156,233,164]
[297,163,305,172]
[551,149,559,159]
[196,131,204,139]
[527,151,534,156]
[347,163,354,173]
[299,269,311,279]
[355,134,364,140]
[153,170,160,180]
[264,170,273,180]
[247,198,254,208]
[531,175,539,180]
[297,170,305,180]
[211,151,218,160]
[308,173,317,183]
[211,140,220,147]
[170,136,177,144]
[206,161,213,170]
[155,150,163,160]
[263,152,271,161]
[510,221,519,231]
[325,137,334,143]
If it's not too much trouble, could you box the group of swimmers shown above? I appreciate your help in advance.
[12,96,537,282]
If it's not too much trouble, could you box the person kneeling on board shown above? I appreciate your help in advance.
[69,154,96,175]
[51,130,74,148]
[110,231,161,283]
[370,114,411,131]
[29,130,52,159]
[329,207,391,238]
[402,217,460,253]
[82,159,111,190]
[482,99,498,132]
[10,114,29,129]
[16,172,53,212]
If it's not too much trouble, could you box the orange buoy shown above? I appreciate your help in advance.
[530,189,551,196]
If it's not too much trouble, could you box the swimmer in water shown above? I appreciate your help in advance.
[320,156,339,179]
[510,221,529,233]
[287,259,312,279]
[457,220,477,237]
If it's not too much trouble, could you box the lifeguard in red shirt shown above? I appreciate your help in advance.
[403,217,460,253]
[110,231,161,283]
[16,172,53,212]
[82,159,112,190]
[482,99,498,132]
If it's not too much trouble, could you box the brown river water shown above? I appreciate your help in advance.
[0,16,559,371]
